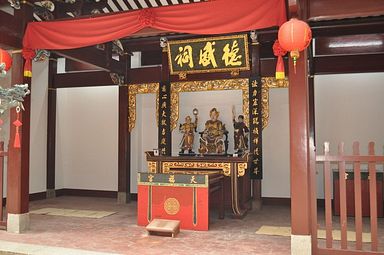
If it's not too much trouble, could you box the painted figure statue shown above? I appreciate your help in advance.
[232,106,249,153]
[199,108,227,154]
[179,109,198,154]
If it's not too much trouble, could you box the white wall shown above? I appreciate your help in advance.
[25,69,384,198]
[56,86,118,191]
[30,60,48,194]
[262,88,290,198]
[130,93,157,193]
[260,73,384,198]
[315,72,384,198]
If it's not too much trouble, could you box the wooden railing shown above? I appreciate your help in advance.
[0,142,7,229]
[316,141,384,254]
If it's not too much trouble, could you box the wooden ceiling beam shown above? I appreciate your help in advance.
[54,46,125,75]
[54,71,115,88]
[0,11,22,49]
[309,0,384,22]
[315,34,384,56]
[311,17,384,37]
[313,53,384,74]
[65,58,103,72]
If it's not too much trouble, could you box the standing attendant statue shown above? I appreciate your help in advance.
[179,109,198,154]
[232,106,249,154]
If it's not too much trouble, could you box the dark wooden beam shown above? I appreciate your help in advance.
[128,66,162,84]
[65,58,102,72]
[55,47,125,74]
[169,71,251,83]
[311,17,384,37]
[118,85,130,203]
[46,59,57,197]
[118,53,131,204]
[0,11,22,49]
[54,71,115,88]
[309,0,384,22]
[315,34,384,56]
[313,53,384,74]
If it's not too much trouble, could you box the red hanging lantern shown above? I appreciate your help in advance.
[0,49,12,76]
[277,18,312,73]
[273,40,287,80]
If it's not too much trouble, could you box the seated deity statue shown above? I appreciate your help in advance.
[198,108,228,154]
[179,115,198,154]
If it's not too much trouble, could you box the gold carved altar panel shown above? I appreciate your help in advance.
[261,77,289,129]
[128,83,159,132]
[162,161,232,176]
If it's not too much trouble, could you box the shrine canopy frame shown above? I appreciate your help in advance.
[22,0,286,51]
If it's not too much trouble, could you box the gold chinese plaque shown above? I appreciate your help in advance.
[164,197,180,215]
[168,34,249,75]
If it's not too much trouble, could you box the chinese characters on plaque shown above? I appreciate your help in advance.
[168,34,250,75]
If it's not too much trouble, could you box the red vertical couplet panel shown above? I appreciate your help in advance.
[137,185,209,231]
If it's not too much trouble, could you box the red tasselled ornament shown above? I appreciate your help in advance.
[272,40,287,80]
[13,106,22,148]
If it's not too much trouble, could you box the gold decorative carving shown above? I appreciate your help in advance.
[230,70,240,77]
[170,78,249,131]
[237,163,247,177]
[164,197,180,215]
[261,77,289,129]
[178,72,187,80]
[147,161,157,173]
[162,161,231,177]
[128,83,159,132]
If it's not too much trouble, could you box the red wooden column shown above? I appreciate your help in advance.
[7,53,31,233]
[289,49,313,253]
[6,3,33,233]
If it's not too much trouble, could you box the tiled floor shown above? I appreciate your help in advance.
[1,197,382,254]
[0,197,291,255]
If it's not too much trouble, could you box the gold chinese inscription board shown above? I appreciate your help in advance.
[168,34,250,75]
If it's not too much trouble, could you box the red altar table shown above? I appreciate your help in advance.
[137,173,223,231]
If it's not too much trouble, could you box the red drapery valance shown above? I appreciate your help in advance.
[23,0,286,50]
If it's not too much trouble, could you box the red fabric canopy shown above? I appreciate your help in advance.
[23,0,286,50]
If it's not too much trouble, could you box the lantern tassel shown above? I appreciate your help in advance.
[290,50,300,74]
[275,56,285,79]
[14,129,20,148]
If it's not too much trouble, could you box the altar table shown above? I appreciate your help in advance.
[145,152,252,218]
[137,173,224,231]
